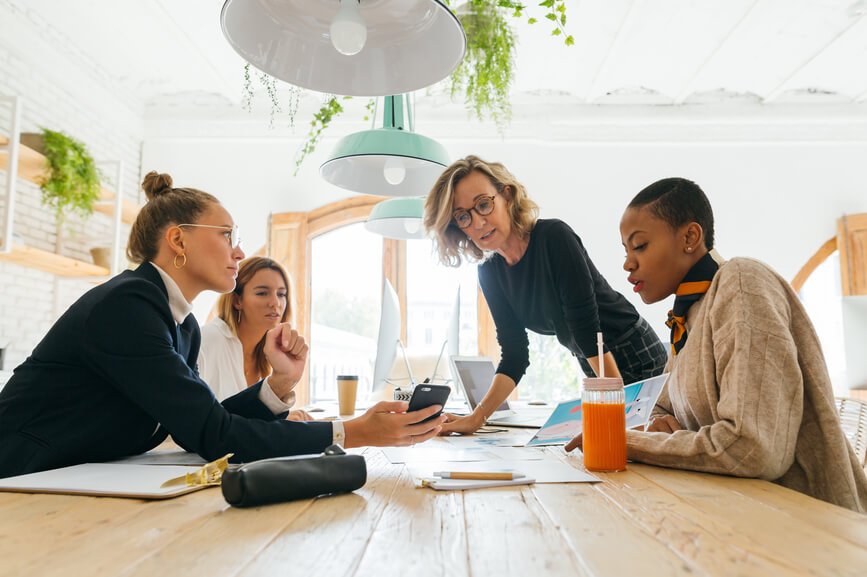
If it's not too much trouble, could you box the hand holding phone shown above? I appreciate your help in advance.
[407,384,451,424]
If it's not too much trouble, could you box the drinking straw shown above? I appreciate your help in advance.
[597,331,605,378]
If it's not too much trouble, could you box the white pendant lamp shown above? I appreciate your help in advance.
[320,94,450,197]
[365,197,427,240]
[220,0,467,97]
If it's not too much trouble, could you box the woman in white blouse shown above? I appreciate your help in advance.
[199,256,312,421]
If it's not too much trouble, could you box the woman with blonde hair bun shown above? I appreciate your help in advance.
[199,256,312,421]
[424,155,667,436]
[0,171,446,479]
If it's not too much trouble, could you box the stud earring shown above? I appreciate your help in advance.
[686,247,694,252]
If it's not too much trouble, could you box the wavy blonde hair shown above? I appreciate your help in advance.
[216,256,294,380]
[424,155,539,267]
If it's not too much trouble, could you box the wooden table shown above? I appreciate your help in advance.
[1,439,865,577]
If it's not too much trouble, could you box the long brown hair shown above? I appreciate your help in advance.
[216,256,294,380]
[127,171,219,264]
[424,155,539,267]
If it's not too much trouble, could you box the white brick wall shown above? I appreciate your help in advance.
[0,0,143,371]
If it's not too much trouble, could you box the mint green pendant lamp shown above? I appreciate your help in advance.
[364,196,427,239]
[320,94,450,197]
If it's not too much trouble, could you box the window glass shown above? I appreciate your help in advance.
[516,332,582,402]
[309,223,382,402]
[799,252,847,395]
[405,241,478,386]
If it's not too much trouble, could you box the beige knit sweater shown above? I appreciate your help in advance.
[626,257,867,513]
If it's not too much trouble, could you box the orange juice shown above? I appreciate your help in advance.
[582,401,627,472]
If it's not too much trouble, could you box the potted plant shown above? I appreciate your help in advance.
[20,128,103,225]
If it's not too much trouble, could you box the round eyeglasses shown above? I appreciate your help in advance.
[177,224,241,249]
[452,194,497,229]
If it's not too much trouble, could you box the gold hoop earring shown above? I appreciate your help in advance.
[173,253,187,269]
[236,308,241,324]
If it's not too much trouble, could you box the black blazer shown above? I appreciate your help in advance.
[0,262,332,478]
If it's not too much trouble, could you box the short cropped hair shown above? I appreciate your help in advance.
[628,177,715,250]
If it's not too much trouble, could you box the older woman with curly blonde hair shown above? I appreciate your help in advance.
[425,155,666,435]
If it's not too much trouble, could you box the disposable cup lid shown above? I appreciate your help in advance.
[583,377,624,390]
[337,375,358,380]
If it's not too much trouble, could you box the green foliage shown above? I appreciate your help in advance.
[294,96,350,175]
[38,128,102,225]
[313,288,379,340]
[450,1,516,133]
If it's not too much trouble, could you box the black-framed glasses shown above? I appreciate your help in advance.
[177,223,241,249]
[452,194,497,229]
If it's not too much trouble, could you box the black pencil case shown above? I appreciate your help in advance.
[221,445,367,507]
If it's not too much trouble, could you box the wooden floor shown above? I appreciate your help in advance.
[1,442,865,577]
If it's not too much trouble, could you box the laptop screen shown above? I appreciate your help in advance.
[451,357,510,412]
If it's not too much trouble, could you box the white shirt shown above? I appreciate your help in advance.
[198,317,346,447]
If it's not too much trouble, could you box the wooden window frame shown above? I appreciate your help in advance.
[269,197,499,405]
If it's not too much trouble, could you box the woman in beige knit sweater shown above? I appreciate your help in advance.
[568,177,867,513]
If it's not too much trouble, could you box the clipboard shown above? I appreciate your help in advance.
[0,463,214,499]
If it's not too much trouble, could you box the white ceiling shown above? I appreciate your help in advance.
[16,0,867,129]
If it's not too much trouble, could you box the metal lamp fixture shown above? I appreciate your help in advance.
[320,94,450,197]
[220,0,467,97]
[365,197,427,240]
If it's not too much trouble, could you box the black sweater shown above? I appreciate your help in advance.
[478,219,640,385]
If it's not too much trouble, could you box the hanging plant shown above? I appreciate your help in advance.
[450,1,516,133]
[239,1,573,168]
[34,128,102,225]
[294,95,349,175]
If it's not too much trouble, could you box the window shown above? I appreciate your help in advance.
[517,333,582,402]
[799,252,847,395]
[308,223,382,402]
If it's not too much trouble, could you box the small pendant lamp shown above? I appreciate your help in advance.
[364,197,427,240]
[220,0,467,97]
[320,94,450,197]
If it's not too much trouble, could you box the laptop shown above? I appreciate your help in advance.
[449,356,550,428]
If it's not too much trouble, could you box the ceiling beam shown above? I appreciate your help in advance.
[584,0,641,104]
[674,0,761,105]
[763,12,867,103]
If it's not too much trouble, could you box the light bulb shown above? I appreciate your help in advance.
[403,218,421,235]
[383,157,406,185]
[330,0,367,56]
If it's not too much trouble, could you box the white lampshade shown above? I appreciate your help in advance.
[220,0,467,97]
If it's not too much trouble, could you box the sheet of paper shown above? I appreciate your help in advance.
[526,373,669,447]
[0,463,209,499]
[107,450,207,466]
[380,446,502,464]
[443,433,535,448]
[407,457,599,484]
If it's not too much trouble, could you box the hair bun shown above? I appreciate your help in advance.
[141,171,174,200]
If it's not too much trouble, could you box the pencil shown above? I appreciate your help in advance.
[433,471,525,480]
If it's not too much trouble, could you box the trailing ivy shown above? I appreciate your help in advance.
[294,96,350,175]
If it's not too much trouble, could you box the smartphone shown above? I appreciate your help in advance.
[407,384,451,424]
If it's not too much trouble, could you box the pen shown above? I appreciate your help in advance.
[433,471,525,480]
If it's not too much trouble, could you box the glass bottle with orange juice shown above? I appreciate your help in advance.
[582,377,627,472]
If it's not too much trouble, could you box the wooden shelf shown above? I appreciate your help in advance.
[0,134,140,225]
[0,242,109,277]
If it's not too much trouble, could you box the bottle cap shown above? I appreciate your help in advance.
[583,377,624,390]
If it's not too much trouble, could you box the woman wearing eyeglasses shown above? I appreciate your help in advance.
[0,171,444,479]
[424,155,666,435]
[198,256,313,421]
